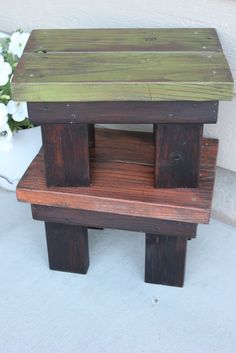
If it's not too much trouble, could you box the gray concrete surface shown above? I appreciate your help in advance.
[0,189,236,353]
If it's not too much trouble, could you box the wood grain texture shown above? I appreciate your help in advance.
[24,28,222,52]
[27,101,218,124]
[45,222,89,274]
[17,128,218,224]
[145,234,187,287]
[41,123,90,186]
[11,28,233,102]
[14,52,232,83]
[32,205,197,238]
[155,123,203,188]
[12,51,233,102]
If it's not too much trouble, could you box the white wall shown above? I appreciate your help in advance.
[1,0,236,171]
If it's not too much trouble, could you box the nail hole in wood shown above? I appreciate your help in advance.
[170,152,183,162]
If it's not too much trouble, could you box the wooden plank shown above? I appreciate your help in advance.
[32,205,197,238]
[13,81,233,103]
[16,129,218,224]
[155,123,203,188]
[45,222,89,274]
[27,101,218,124]
[24,28,222,53]
[145,234,187,287]
[12,51,233,102]
[15,52,232,83]
[41,123,90,186]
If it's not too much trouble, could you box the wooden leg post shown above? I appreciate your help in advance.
[145,233,187,287]
[41,123,90,187]
[45,222,89,274]
[154,123,203,188]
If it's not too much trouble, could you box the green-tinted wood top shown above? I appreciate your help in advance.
[24,28,222,52]
[11,28,234,102]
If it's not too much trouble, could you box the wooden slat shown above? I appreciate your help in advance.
[32,205,197,238]
[13,81,233,102]
[16,128,218,224]
[15,52,232,83]
[27,101,218,124]
[24,28,222,53]
[12,51,233,102]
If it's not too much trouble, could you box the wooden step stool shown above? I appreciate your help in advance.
[12,28,234,287]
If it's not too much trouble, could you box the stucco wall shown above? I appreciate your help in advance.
[1,0,236,171]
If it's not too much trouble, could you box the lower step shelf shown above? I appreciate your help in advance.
[17,128,218,224]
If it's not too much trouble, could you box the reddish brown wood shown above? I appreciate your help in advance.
[41,123,90,186]
[17,129,218,224]
[155,123,203,188]
[32,204,197,238]
[145,234,187,287]
[27,101,218,125]
[45,222,89,274]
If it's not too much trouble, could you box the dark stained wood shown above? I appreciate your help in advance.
[155,123,203,188]
[145,234,187,287]
[45,222,89,274]
[27,101,218,125]
[17,128,218,224]
[88,124,95,148]
[32,205,197,238]
[41,123,90,186]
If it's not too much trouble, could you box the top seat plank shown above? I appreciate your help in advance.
[24,28,222,53]
[11,28,234,102]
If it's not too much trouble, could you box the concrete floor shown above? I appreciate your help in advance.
[0,188,236,353]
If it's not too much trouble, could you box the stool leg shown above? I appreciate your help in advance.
[145,234,187,287]
[154,123,203,188]
[45,222,89,274]
[41,123,90,187]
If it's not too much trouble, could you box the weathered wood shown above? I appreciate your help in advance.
[12,51,233,102]
[45,222,89,274]
[16,128,218,224]
[41,123,90,186]
[24,28,222,53]
[32,204,197,238]
[145,234,187,287]
[155,123,203,188]
[27,101,218,125]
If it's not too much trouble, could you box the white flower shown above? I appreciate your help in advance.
[0,54,12,86]
[0,103,8,126]
[8,32,30,58]
[0,123,12,152]
[7,100,28,122]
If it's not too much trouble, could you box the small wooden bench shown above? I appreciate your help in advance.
[12,28,234,287]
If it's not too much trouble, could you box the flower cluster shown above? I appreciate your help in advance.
[0,30,32,152]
